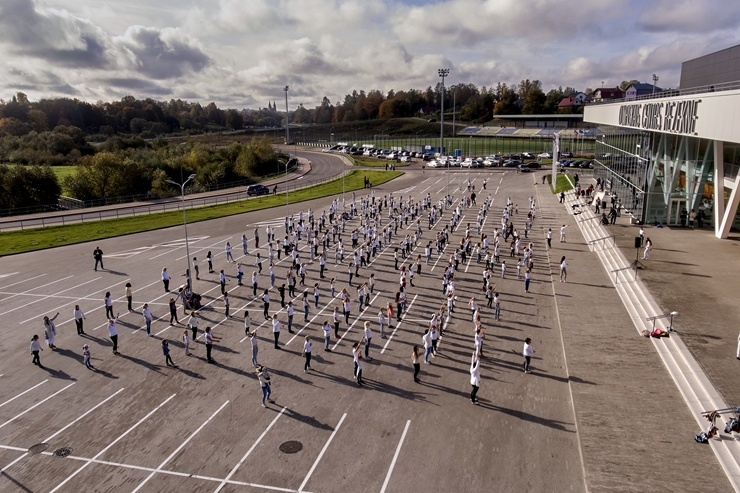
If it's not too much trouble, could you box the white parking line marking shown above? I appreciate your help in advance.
[380,420,411,493]
[132,400,229,493]
[49,393,176,493]
[298,413,347,492]
[0,380,47,409]
[214,407,287,493]
[381,294,418,354]
[0,383,75,431]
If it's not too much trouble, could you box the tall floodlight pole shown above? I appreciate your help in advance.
[284,85,290,144]
[166,174,197,290]
[439,68,450,205]
[652,74,659,96]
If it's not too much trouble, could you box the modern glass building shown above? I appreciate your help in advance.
[582,45,740,239]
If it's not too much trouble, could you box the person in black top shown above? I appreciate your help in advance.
[93,247,104,271]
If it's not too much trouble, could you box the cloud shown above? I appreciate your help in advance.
[638,0,740,33]
[115,26,211,79]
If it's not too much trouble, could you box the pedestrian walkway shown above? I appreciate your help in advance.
[536,173,736,492]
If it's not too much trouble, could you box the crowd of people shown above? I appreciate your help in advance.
[31,180,544,408]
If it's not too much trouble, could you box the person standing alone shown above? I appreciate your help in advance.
[93,246,104,271]
[470,352,480,404]
[523,337,535,373]
[73,305,86,335]
[204,326,220,364]
[30,334,43,367]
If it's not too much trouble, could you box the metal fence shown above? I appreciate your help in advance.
[0,168,351,232]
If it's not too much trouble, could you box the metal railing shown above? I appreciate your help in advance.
[588,79,740,105]
[0,168,352,232]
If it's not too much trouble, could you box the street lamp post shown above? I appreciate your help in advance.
[283,85,290,144]
[166,174,197,290]
[438,68,450,205]
[281,158,294,210]
[652,74,659,96]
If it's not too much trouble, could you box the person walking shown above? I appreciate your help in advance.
[162,267,171,292]
[204,326,220,364]
[104,291,114,319]
[93,246,104,271]
[271,314,282,349]
[107,314,120,355]
[523,337,535,373]
[249,330,259,366]
[546,228,552,249]
[411,345,421,383]
[142,303,154,336]
[322,321,332,351]
[643,237,652,260]
[257,366,273,407]
[125,282,133,311]
[470,353,481,404]
[162,340,176,367]
[82,344,93,369]
[30,334,43,367]
[169,298,179,325]
[43,313,60,350]
[73,305,86,335]
[302,336,313,372]
[559,256,567,282]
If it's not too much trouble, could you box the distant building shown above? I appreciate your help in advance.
[557,92,587,112]
[624,83,661,100]
[591,87,624,102]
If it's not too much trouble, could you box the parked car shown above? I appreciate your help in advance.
[427,160,439,168]
[521,152,534,159]
[518,162,542,172]
[538,152,552,158]
[502,160,522,167]
[561,151,573,158]
[246,184,270,196]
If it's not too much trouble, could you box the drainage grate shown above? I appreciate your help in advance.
[279,440,303,454]
[53,447,73,458]
[27,443,49,455]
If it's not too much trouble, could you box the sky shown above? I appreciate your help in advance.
[1,0,739,110]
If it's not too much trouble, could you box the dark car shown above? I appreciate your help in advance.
[518,162,542,172]
[246,184,270,196]
[502,160,522,167]
[561,151,573,158]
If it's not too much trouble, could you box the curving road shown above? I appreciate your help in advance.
[0,147,348,232]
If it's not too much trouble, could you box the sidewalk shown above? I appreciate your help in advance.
[533,174,732,492]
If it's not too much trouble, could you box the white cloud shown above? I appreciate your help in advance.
[1,0,740,108]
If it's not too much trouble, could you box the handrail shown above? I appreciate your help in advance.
[577,214,601,223]
[588,235,615,245]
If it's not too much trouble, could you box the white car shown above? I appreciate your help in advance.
[427,160,439,168]
[538,152,552,158]
[461,158,473,168]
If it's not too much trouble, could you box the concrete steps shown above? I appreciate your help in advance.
[565,190,740,491]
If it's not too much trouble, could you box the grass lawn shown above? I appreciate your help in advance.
[0,170,402,255]
[546,173,574,194]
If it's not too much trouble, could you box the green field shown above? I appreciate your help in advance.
[0,170,402,255]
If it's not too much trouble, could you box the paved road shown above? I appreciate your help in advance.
[0,148,348,232]
[0,168,730,492]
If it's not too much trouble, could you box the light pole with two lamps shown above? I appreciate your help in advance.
[438,68,450,205]
[166,173,197,290]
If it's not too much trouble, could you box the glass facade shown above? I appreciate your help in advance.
[592,126,740,227]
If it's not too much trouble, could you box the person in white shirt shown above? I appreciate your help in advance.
[73,305,86,335]
[107,315,120,354]
[322,321,332,351]
[560,224,568,243]
[244,310,252,336]
[355,352,364,386]
[182,330,192,356]
[204,326,220,364]
[262,289,271,319]
[188,311,199,340]
[470,353,481,404]
[250,330,259,366]
[560,256,567,282]
[43,313,60,350]
[302,336,313,372]
[474,328,484,358]
[271,314,282,349]
[523,337,535,373]
[378,309,387,339]
[422,329,433,364]
[142,303,153,336]
[363,321,373,360]
[286,302,294,334]
[162,267,171,292]
[30,334,43,367]
[430,326,439,355]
